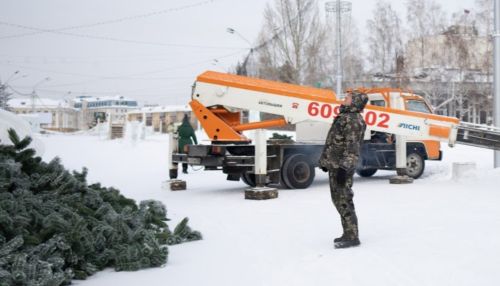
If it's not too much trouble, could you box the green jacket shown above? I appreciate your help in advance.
[177,123,198,153]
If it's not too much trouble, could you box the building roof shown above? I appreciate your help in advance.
[73,95,136,103]
[128,104,191,115]
[7,97,73,109]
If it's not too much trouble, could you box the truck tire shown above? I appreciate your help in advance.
[281,154,315,189]
[241,172,256,187]
[406,153,425,179]
[355,168,377,177]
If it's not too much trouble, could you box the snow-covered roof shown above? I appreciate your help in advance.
[128,105,192,115]
[73,95,136,103]
[7,97,72,109]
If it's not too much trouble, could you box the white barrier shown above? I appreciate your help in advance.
[452,162,477,181]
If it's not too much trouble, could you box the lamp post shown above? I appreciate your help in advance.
[4,70,20,84]
[495,0,500,168]
[226,28,252,46]
[325,0,351,97]
[31,77,51,113]
[227,27,254,76]
[1,71,24,109]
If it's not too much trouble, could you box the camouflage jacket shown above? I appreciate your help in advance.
[319,103,367,172]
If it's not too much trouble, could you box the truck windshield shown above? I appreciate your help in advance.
[406,100,431,114]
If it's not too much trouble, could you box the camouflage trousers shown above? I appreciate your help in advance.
[329,169,359,240]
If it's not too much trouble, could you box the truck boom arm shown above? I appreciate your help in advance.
[191,71,460,145]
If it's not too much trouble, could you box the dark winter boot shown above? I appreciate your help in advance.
[334,237,360,249]
[333,234,346,243]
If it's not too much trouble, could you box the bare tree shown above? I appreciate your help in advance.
[366,0,403,77]
[0,81,12,110]
[406,0,447,68]
[255,0,328,85]
[475,0,494,74]
[340,22,365,87]
[474,0,494,124]
[475,0,493,37]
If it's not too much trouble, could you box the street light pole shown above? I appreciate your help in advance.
[226,28,252,46]
[31,77,51,113]
[4,71,20,83]
[227,27,254,76]
[494,0,500,168]
[325,1,351,97]
[336,0,342,97]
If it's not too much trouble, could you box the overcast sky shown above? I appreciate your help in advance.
[0,0,476,106]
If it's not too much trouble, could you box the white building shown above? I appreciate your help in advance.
[72,95,139,130]
[128,105,197,133]
[405,25,490,77]
[7,97,79,131]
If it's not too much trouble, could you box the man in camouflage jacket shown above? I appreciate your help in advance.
[319,91,368,248]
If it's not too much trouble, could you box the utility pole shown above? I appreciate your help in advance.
[227,27,253,76]
[325,1,351,97]
[31,90,36,113]
[30,77,50,113]
[495,0,500,168]
[336,0,342,97]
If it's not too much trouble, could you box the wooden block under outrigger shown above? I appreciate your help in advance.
[169,179,187,191]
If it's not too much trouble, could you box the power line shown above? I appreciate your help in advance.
[0,0,217,40]
[35,85,191,96]
[6,85,32,96]
[0,50,225,61]
[0,50,244,82]
[34,76,195,88]
[0,20,246,50]
[0,54,219,64]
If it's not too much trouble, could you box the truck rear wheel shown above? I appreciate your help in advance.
[241,172,256,187]
[355,168,377,177]
[281,154,315,189]
[406,153,425,179]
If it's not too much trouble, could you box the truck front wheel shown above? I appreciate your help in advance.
[406,153,425,179]
[281,154,315,189]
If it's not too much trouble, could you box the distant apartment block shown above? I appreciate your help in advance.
[73,95,138,130]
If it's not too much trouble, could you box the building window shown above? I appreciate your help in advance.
[146,115,153,126]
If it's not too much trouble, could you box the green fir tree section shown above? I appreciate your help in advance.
[0,129,202,286]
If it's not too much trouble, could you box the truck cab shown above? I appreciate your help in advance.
[356,91,441,179]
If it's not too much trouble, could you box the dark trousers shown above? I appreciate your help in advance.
[329,169,359,240]
[182,163,188,173]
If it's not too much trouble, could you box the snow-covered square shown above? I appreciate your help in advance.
[38,132,500,286]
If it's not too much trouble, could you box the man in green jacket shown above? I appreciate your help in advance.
[178,114,198,174]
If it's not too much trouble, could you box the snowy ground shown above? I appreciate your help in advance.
[38,132,500,286]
